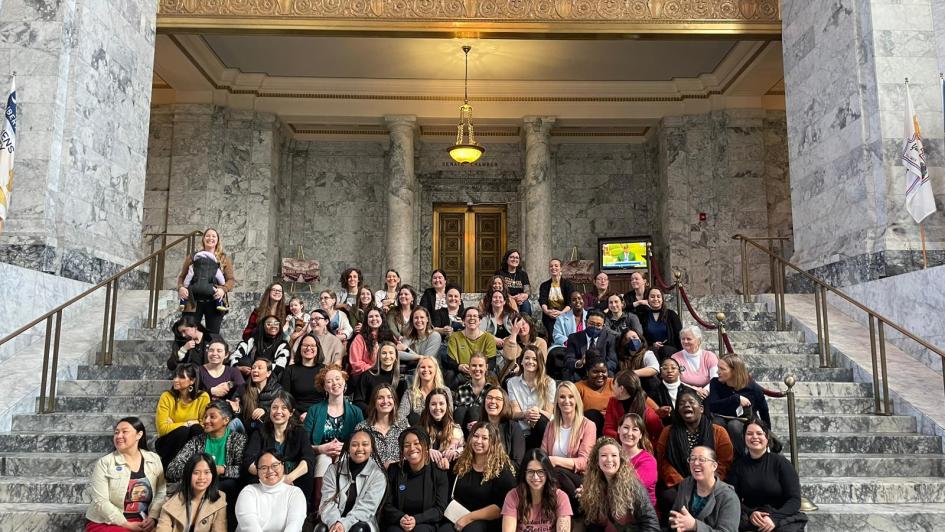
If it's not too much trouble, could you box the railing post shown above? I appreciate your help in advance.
[778,260,787,331]
[147,254,158,329]
[48,309,63,413]
[99,280,113,366]
[740,238,752,303]
[878,320,891,415]
[106,280,118,366]
[820,285,831,367]
[813,287,826,368]
[673,270,682,318]
[868,315,882,415]
[39,317,53,414]
[785,375,818,513]
[715,312,727,354]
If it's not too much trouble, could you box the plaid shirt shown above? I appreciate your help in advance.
[454,381,494,409]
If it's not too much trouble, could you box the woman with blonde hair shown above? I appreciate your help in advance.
[448,422,517,532]
[176,228,235,335]
[398,355,452,424]
[540,381,596,512]
[580,438,659,532]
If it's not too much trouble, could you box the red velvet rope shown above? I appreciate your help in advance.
[678,285,716,329]
[651,261,734,355]
[651,266,676,292]
[722,333,735,355]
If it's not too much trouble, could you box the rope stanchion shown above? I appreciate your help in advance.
[678,285,717,330]
[651,266,677,292]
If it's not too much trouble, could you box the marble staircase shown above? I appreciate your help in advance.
[1,294,945,530]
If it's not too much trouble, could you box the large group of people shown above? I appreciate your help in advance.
[85,229,807,532]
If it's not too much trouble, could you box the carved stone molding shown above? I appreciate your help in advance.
[158,0,780,27]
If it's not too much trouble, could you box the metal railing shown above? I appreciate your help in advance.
[0,230,202,413]
[734,234,945,416]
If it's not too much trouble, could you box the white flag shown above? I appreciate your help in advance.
[0,77,13,222]
[902,82,936,224]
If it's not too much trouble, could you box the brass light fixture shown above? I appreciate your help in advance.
[448,45,485,164]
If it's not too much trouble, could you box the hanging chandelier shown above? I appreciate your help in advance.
[448,45,485,164]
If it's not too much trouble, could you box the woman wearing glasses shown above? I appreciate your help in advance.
[235,450,307,532]
[668,446,739,532]
[501,448,572,532]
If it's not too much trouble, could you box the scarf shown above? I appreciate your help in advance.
[666,414,715,479]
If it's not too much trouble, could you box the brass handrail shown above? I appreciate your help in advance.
[0,230,203,413]
[733,234,945,415]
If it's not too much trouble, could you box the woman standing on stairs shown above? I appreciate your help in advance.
[155,363,211,471]
[87,417,167,532]
[177,228,235,336]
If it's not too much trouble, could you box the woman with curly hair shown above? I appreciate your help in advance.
[447,422,517,532]
[336,267,364,312]
[419,388,464,472]
[581,438,659,532]
[501,448,571,532]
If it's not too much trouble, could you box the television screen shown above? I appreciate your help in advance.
[600,239,649,271]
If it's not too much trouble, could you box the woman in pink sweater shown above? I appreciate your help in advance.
[670,325,719,398]
[541,381,597,513]
[617,412,658,508]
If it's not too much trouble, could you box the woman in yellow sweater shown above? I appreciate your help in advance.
[154,363,211,472]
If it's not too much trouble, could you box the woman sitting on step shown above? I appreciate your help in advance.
[235,449,307,532]
[669,325,719,398]
[155,453,227,532]
[86,417,167,532]
[316,428,388,532]
[655,387,734,516]
[169,315,212,371]
[642,288,682,362]
[668,445,740,532]
[166,401,247,525]
[706,354,771,457]
[241,282,287,341]
[727,419,807,532]
[154,363,211,471]
[198,339,245,433]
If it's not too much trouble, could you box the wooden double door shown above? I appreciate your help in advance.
[433,204,507,293]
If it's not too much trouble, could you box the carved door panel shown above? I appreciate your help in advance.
[433,205,506,293]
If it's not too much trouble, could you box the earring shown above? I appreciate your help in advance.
[189,384,195,393]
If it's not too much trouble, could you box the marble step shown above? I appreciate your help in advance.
[0,476,89,504]
[769,396,881,415]
[707,342,820,355]
[757,381,874,397]
[750,367,852,382]
[768,413,916,433]
[0,432,115,454]
[78,365,171,381]
[0,502,87,531]
[51,395,159,413]
[12,412,156,433]
[787,433,942,454]
[802,477,945,504]
[792,453,945,478]
[719,330,805,343]
[741,353,820,367]
[1,452,101,477]
[807,503,945,531]
[58,379,169,396]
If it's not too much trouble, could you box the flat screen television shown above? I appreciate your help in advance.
[598,236,651,274]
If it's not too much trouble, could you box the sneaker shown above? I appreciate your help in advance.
[216,304,229,313]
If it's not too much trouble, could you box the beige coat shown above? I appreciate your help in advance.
[155,492,228,532]
[85,450,167,526]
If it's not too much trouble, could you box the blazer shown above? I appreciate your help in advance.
[538,278,574,310]
[672,477,741,532]
[643,308,683,349]
[551,311,583,348]
[540,417,596,474]
[166,431,247,482]
[320,458,388,532]
[155,492,228,532]
[86,450,167,526]
[564,328,618,380]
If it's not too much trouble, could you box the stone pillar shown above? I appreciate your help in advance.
[385,115,418,285]
[782,0,945,286]
[0,0,157,283]
[521,116,555,280]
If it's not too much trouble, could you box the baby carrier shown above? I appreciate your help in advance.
[189,253,219,304]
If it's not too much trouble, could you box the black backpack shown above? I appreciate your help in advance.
[190,254,218,302]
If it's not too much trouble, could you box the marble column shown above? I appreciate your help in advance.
[385,115,418,285]
[782,0,945,286]
[0,0,157,283]
[521,116,555,282]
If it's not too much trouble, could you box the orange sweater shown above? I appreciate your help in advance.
[655,423,733,488]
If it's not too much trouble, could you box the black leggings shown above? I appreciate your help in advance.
[185,300,224,335]
[552,466,584,517]
[438,520,499,532]
[524,414,550,451]
[385,525,437,532]
[315,523,372,532]
[154,424,203,474]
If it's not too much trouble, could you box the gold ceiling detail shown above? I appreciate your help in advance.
[158,0,779,31]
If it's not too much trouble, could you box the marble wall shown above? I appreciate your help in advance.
[828,265,945,373]
[278,139,388,292]
[781,0,945,287]
[656,109,788,296]
[0,0,156,282]
[145,104,284,292]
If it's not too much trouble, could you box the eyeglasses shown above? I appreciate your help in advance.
[270,289,283,293]
[525,469,546,479]
[301,345,317,351]
[264,322,281,327]
[688,456,716,464]
[257,462,283,473]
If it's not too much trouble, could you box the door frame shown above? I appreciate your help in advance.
[432,203,508,292]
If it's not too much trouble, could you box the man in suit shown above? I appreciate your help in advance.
[564,309,618,381]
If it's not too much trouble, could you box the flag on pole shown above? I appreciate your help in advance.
[902,80,936,224]
[0,76,15,224]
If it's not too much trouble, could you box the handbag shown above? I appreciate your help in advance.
[443,475,471,523]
